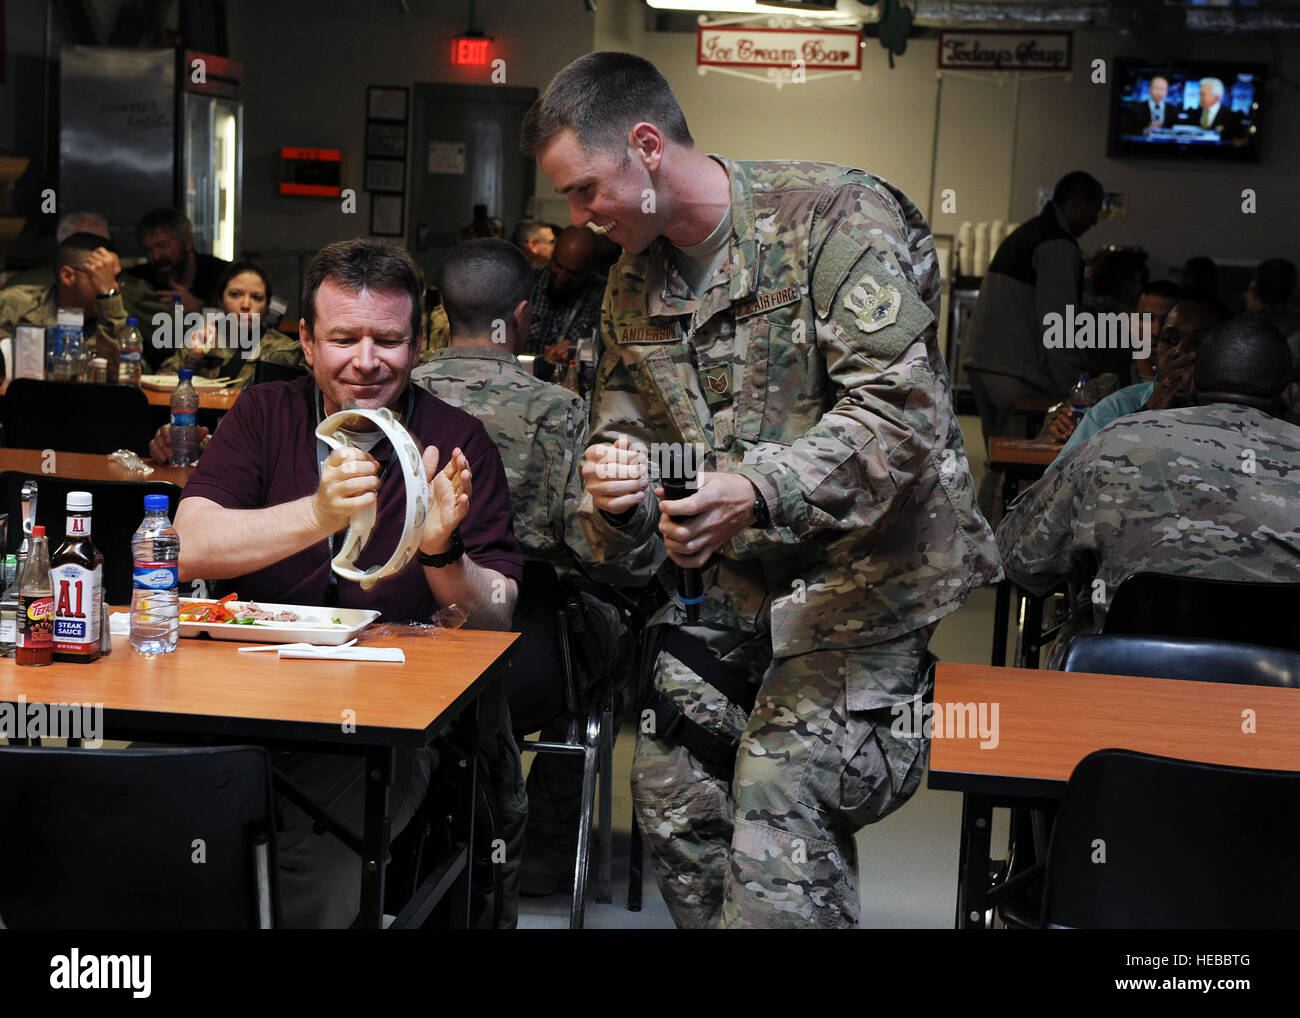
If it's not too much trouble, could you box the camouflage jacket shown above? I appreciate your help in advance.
[159,326,302,387]
[416,306,452,366]
[3,264,167,337]
[581,157,1002,657]
[997,402,1300,629]
[411,345,596,569]
[0,282,127,374]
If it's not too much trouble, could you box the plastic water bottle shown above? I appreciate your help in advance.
[119,316,144,386]
[169,368,200,466]
[130,494,179,655]
[1066,372,1092,423]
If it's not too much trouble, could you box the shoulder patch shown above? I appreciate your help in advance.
[829,249,934,362]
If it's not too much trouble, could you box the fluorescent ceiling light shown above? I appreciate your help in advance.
[647,0,850,18]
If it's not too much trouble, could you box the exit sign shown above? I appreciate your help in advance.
[452,35,491,65]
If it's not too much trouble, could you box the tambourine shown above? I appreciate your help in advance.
[315,407,429,590]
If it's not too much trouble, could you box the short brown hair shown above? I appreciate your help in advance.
[301,238,425,345]
[520,52,693,161]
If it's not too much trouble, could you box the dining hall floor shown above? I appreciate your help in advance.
[519,413,1016,928]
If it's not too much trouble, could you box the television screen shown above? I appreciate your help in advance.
[1108,60,1264,162]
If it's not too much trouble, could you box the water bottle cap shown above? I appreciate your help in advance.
[32,526,45,537]
[66,491,93,512]
[177,369,194,381]
[143,494,169,511]
[126,317,138,326]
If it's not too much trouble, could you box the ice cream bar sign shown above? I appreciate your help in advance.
[938,30,1072,72]
[697,26,862,72]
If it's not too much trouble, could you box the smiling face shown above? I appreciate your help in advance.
[221,270,268,325]
[537,128,658,254]
[301,279,420,418]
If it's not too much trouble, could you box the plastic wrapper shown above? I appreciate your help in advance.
[107,449,154,475]
[355,603,468,643]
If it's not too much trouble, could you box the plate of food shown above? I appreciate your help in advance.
[178,594,380,645]
[140,373,238,391]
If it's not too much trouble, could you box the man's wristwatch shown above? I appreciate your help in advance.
[750,486,771,530]
[418,527,464,567]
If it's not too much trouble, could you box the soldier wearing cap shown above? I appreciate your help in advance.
[522,52,1001,928]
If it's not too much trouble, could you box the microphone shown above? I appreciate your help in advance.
[656,442,703,624]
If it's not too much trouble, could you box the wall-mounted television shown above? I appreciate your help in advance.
[1108,59,1264,162]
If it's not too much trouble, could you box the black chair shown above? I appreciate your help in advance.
[1105,573,1300,652]
[0,746,276,928]
[997,633,1300,929]
[506,560,634,929]
[1042,748,1300,928]
[1063,633,1300,688]
[252,359,308,386]
[1,379,154,457]
[0,472,180,605]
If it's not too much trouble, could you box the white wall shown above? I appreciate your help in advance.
[587,2,1300,281]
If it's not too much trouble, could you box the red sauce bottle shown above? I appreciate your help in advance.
[16,525,54,666]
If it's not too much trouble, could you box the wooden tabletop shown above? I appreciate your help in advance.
[142,385,241,412]
[988,436,1061,469]
[0,627,519,748]
[928,662,1300,798]
[0,448,192,489]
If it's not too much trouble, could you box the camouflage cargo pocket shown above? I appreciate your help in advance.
[838,636,934,827]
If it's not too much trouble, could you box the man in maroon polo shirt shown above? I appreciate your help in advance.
[176,238,524,927]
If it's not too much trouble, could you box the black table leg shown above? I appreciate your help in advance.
[956,792,994,929]
[449,694,479,929]
[358,745,394,929]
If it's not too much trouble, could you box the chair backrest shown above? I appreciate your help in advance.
[502,559,570,735]
[0,472,181,605]
[1062,633,1300,688]
[0,745,276,928]
[252,359,308,387]
[1,379,155,457]
[1043,748,1300,928]
[1105,572,1300,651]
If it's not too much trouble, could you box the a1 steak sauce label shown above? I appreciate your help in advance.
[52,563,102,652]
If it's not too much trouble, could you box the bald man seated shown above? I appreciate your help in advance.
[998,314,1300,665]
[523,225,607,381]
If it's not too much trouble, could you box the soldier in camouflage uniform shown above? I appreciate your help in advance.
[160,325,303,386]
[522,53,1001,928]
[1,233,128,376]
[998,314,1300,664]
[412,239,656,911]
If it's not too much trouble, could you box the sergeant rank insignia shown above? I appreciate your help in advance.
[706,371,729,395]
[843,273,901,333]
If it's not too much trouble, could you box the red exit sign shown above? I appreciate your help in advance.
[452,35,491,66]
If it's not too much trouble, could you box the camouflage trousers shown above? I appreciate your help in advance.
[631,623,935,929]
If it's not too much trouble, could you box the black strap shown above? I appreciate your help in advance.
[648,689,738,783]
[660,627,757,713]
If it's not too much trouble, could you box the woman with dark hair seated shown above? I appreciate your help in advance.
[161,260,303,386]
